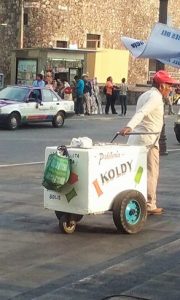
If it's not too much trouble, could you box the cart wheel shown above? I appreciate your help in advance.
[73,214,83,222]
[59,214,76,234]
[174,124,180,143]
[113,190,147,234]
[55,210,64,220]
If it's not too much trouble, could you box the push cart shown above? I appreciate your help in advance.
[44,139,149,234]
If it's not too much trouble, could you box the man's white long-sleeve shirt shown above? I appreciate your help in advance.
[127,87,164,148]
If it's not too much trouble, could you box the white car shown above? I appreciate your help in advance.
[0,86,74,130]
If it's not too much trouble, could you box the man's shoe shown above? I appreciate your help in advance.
[112,112,118,114]
[147,208,164,215]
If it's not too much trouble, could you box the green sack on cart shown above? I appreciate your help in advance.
[42,145,71,192]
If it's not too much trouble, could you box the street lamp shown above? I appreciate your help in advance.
[156,0,168,155]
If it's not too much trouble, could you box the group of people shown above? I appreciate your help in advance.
[104,76,128,116]
[165,84,180,115]
[32,73,129,117]
[32,73,103,115]
[74,74,103,116]
[32,73,73,101]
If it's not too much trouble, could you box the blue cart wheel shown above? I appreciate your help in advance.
[113,190,147,234]
[125,200,141,225]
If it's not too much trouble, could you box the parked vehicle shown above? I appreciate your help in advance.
[0,86,74,130]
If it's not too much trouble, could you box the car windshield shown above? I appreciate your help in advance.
[0,86,29,102]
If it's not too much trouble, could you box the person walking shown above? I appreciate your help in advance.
[119,70,177,215]
[119,77,128,116]
[105,76,117,114]
[74,75,84,116]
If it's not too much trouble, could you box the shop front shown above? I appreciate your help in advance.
[11,48,95,85]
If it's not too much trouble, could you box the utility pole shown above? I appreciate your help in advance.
[19,0,24,49]
[156,0,169,155]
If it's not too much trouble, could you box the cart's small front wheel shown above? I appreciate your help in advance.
[113,190,147,234]
[73,214,83,222]
[55,210,64,220]
[59,214,77,234]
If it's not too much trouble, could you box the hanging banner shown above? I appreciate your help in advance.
[121,23,180,68]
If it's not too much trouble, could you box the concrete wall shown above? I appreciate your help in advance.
[87,49,129,83]
[0,0,180,84]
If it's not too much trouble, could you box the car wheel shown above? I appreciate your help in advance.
[52,112,64,128]
[7,113,20,130]
[113,190,147,234]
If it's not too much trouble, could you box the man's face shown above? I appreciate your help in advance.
[160,83,172,98]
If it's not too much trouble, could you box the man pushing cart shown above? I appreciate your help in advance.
[43,70,177,234]
[119,70,178,215]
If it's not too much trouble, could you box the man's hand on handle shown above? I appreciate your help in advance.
[119,127,132,136]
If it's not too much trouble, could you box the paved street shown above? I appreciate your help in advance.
[0,105,180,299]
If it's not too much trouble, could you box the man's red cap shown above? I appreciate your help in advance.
[153,70,178,85]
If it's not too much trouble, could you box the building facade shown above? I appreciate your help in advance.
[0,0,179,85]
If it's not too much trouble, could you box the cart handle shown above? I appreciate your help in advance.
[110,132,160,143]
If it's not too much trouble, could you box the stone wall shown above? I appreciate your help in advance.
[0,0,20,83]
[0,0,180,85]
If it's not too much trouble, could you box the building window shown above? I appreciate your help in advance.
[24,13,28,25]
[56,40,68,48]
[86,34,101,49]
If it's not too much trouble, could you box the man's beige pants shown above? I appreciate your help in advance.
[84,92,91,114]
[147,147,159,211]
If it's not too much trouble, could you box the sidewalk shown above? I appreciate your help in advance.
[35,150,180,300]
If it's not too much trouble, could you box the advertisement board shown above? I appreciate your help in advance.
[16,59,38,85]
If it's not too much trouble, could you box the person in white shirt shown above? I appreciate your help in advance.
[119,70,178,215]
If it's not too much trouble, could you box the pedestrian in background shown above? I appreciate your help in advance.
[119,77,128,116]
[105,76,117,115]
[61,79,72,100]
[93,77,103,114]
[83,74,92,115]
[74,75,84,116]
[119,70,178,215]
[167,90,175,115]
[45,71,58,91]
[32,74,45,88]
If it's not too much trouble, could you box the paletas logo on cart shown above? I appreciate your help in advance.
[98,151,124,165]
[93,160,133,197]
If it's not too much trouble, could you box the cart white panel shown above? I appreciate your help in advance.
[44,145,147,215]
